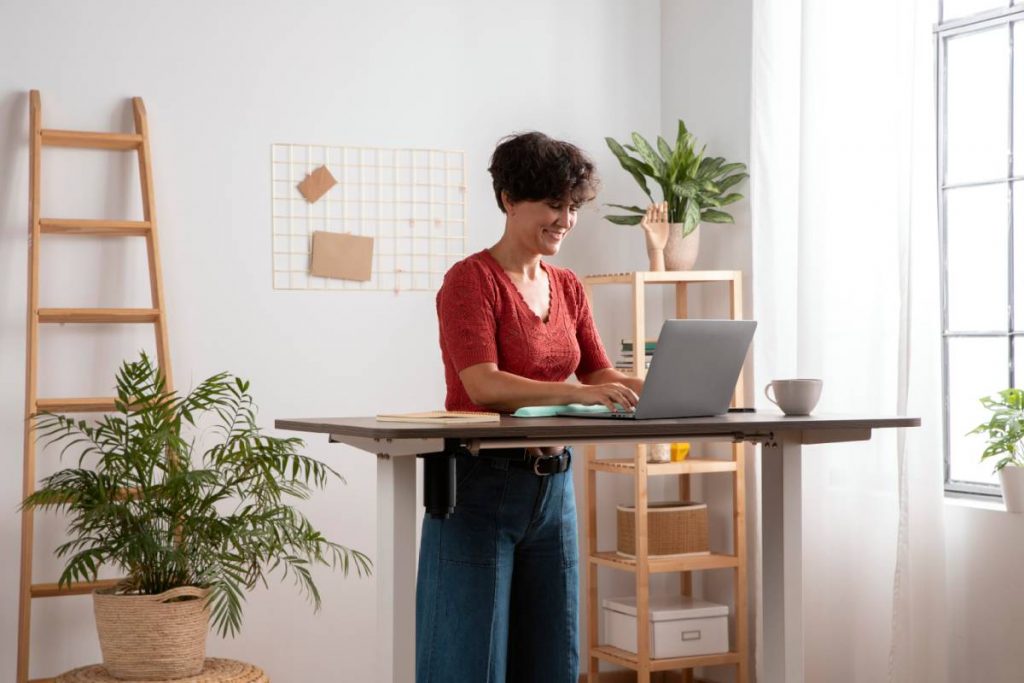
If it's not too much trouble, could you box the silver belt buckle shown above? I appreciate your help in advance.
[533,455,553,476]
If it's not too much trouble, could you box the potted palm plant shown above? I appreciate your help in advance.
[22,353,371,679]
[604,119,748,270]
[968,387,1024,512]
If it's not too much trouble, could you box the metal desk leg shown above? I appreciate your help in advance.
[376,453,417,683]
[761,433,804,683]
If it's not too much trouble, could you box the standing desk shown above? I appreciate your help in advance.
[276,413,919,683]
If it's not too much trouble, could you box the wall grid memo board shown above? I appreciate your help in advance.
[271,142,468,292]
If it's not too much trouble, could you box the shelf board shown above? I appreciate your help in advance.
[592,645,741,671]
[583,270,742,286]
[31,577,122,598]
[40,218,151,236]
[41,129,143,150]
[36,396,118,413]
[590,551,739,573]
[37,307,160,324]
[588,457,737,476]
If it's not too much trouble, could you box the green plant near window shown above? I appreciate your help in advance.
[604,119,749,237]
[22,352,371,637]
[968,388,1024,471]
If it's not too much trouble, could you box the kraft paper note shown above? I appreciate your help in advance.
[297,165,337,203]
[310,231,374,281]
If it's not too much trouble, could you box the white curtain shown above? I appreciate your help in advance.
[750,0,948,681]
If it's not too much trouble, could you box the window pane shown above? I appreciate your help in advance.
[948,336,1007,486]
[943,0,1011,21]
[945,27,1009,184]
[946,184,1008,330]
[1015,21,1023,175]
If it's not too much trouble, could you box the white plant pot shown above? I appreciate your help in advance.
[998,465,1024,512]
[663,224,700,270]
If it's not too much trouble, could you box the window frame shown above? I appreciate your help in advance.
[937,2,1024,497]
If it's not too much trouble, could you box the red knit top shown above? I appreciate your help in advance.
[437,249,612,412]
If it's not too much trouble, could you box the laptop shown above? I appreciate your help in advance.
[567,319,756,420]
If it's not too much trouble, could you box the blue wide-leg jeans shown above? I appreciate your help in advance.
[415,448,579,683]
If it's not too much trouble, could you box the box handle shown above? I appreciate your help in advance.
[681,630,702,642]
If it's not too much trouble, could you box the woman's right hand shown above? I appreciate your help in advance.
[572,382,640,412]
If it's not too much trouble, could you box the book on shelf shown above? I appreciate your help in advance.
[620,339,658,353]
[375,410,501,424]
[614,359,652,369]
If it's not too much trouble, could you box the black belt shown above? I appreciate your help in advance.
[476,447,572,476]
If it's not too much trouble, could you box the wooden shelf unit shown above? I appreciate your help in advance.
[582,270,749,683]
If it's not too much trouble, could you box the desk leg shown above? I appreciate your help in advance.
[377,454,418,683]
[761,433,803,683]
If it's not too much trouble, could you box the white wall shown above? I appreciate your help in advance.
[0,1,662,679]
[945,500,1024,682]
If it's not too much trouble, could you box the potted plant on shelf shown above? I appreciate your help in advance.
[604,119,748,271]
[968,387,1024,512]
[22,352,371,679]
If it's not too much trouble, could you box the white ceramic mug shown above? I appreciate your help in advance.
[764,379,822,416]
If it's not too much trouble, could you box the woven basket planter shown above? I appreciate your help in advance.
[616,501,709,557]
[93,585,210,680]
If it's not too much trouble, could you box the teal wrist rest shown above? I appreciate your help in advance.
[512,404,614,417]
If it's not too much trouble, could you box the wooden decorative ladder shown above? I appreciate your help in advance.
[17,90,174,683]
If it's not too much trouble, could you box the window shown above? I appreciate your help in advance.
[938,2,1024,495]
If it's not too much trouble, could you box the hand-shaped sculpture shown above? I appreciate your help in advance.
[641,202,671,271]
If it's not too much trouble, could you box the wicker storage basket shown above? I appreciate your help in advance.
[93,585,209,680]
[616,501,709,557]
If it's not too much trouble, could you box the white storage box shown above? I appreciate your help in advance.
[602,595,729,659]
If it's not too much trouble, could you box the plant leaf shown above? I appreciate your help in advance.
[716,162,747,177]
[675,119,690,155]
[717,173,748,192]
[701,209,735,223]
[630,133,666,176]
[605,203,647,214]
[605,137,654,201]
[604,214,644,226]
[683,199,701,235]
[657,136,674,165]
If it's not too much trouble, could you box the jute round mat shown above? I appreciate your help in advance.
[57,658,268,683]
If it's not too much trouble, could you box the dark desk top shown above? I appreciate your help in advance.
[275,413,920,441]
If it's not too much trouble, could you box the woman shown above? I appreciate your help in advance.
[416,132,644,683]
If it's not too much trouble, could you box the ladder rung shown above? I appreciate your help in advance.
[31,578,122,598]
[40,129,143,150]
[35,397,118,413]
[37,308,160,324]
[40,218,151,236]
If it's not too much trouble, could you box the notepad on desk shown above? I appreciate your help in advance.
[375,410,501,424]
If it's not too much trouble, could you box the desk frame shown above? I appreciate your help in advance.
[276,414,917,683]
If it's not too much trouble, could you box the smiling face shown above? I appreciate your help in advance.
[503,193,579,256]
[487,132,599,258]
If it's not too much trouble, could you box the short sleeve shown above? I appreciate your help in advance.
[568,272,612,377]
[436,262,499,372]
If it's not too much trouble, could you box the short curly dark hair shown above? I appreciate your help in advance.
[488,132,599,214]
